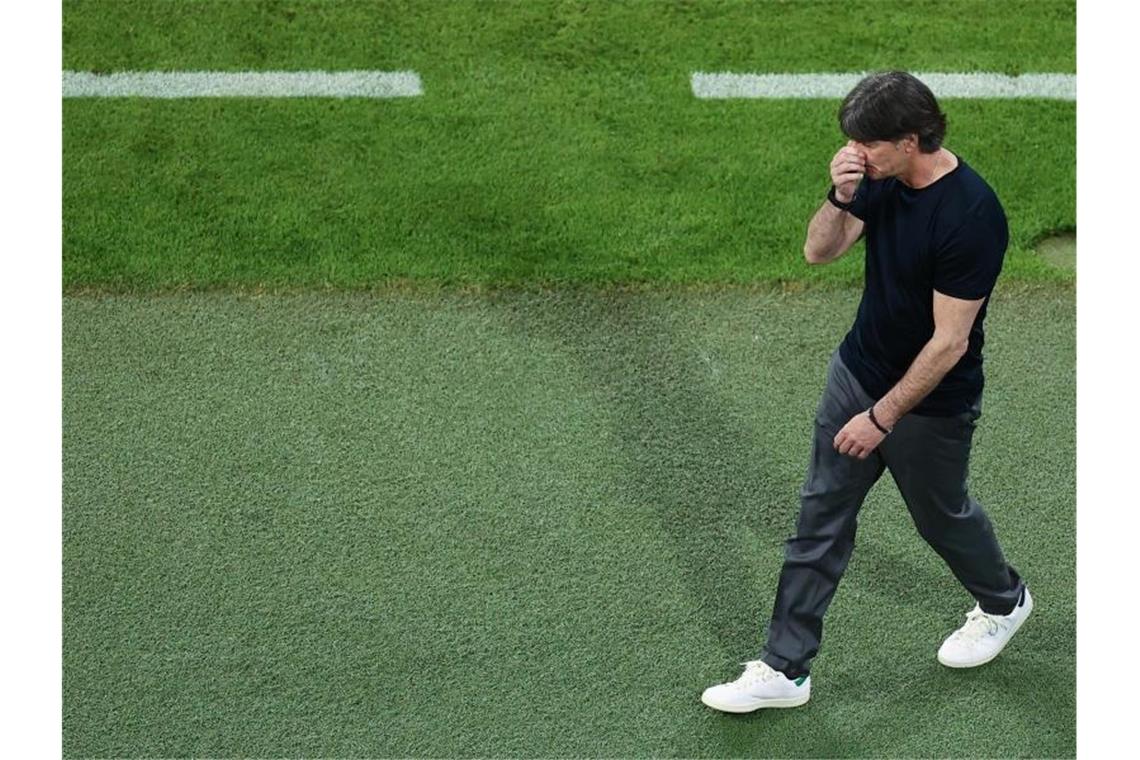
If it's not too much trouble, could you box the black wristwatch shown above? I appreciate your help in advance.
[827,185,856,212]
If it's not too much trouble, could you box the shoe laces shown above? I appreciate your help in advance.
[952,606,1007,643]
[733,659,781,688]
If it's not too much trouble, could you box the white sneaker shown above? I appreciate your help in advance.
[938,587,1033,668]
[700,659,811,713]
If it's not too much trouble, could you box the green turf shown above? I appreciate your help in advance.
[61,2,1077,755]
[62,0,1075,291]
[63,284,1075,758]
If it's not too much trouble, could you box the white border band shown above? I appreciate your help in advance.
[691,72,1075,100]
[63,70,423,98]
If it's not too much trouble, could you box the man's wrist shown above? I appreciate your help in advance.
[827,185,855,210]
[867,404,893,434]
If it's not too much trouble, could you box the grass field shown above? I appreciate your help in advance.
[63,0,1075,291]
[64,286,1074,757]
[62,1,1076,757]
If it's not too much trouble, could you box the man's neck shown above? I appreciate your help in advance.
[899,148,953,189]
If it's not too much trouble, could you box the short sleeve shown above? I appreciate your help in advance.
[933,207,1009,300]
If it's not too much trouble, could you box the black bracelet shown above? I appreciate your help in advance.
[867,405,891,435]
[827,185,855,211]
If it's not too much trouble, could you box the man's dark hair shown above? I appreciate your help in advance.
[838,71,948,153]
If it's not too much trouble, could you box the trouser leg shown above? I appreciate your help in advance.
[759,352,885,678]
[879,398,1024,615]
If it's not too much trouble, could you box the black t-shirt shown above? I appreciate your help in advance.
[838,154,1008,416]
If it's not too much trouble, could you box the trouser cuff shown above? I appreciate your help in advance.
[759,649,809,680]
[980,580,1027,616]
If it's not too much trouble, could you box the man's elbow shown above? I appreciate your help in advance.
[803,245,828,265]
[935,336,970,362]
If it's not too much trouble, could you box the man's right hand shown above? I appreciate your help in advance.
[830,140,867,203]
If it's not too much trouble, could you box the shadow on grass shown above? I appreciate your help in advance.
[494,288,799,658]
[493,287,1074,758]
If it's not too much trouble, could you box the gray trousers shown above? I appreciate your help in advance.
[759,350,1024,679]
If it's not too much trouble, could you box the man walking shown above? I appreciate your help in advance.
[701,71,1031,713]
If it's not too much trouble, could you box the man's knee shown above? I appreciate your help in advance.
[783,514,858,563]
[907,494,994,546]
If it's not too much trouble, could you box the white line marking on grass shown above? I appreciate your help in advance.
[691,72,1075,100]
[62,70,423,98]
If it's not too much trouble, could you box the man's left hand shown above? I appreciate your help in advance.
[834,412,887,459]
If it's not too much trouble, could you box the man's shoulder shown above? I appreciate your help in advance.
[940,159,1006,227]
[951,159,1002,205]
[932,160,1011,266]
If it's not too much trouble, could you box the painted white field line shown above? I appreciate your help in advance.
[691,72,1075,100]
[62,70,423,98]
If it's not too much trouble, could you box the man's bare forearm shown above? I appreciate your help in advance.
[803,201,850,263]
[873,337,967,428]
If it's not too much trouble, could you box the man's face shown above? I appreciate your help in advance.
[850,138,909,179]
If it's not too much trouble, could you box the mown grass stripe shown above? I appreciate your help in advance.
[691,72,1076,100]
[62,70,423,98]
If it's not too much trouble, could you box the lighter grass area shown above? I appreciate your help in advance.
[62,0,1075,292]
